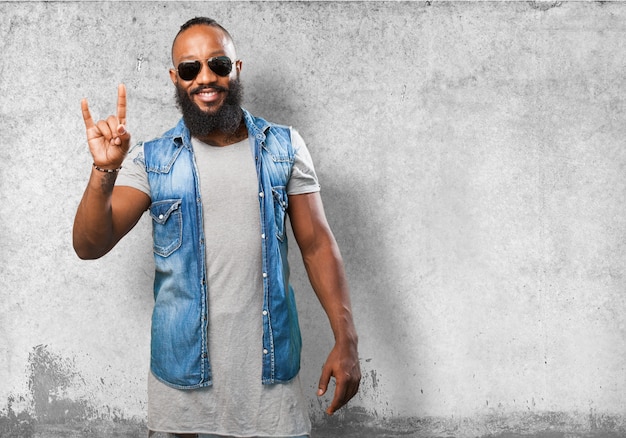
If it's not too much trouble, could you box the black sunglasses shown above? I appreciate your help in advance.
[175,56,234,81]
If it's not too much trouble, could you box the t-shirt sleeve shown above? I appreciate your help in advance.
[115,142,151,198]
[287,128,321,196]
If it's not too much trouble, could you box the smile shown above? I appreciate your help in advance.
[194,88,224,104]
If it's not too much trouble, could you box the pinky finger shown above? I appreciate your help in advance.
[81,98,96,130]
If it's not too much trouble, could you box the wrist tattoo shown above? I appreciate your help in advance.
[98,172,117,195]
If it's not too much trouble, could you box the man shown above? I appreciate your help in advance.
[73,17,360,438]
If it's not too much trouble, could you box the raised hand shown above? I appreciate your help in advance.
[81,84,131,170]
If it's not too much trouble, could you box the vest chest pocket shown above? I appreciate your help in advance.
[150,199,183,257]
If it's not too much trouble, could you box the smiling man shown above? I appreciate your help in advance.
[73,17,360,438]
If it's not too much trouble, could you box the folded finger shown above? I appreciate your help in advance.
[96,119,113,140]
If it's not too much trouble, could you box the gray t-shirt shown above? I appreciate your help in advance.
[116,129,320,436]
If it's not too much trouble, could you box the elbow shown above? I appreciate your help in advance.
[74,250,100,261]
[73,244,101,260]
[72,235,107,260]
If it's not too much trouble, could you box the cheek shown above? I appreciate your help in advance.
[175,83,193,98]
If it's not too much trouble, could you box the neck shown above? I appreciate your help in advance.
[194,119,248,147]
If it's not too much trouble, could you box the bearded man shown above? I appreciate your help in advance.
[73,16,360,438]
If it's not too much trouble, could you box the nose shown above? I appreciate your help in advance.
[195,61,219,84]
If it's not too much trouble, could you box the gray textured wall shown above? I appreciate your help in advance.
[2,1,626,437]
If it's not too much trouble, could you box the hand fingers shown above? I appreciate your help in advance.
[327,381,343,415]
[117,83,127,126]
[327,373,360,415]
[319,362,361,415]
[81,98,95,130]
[117,124,127,137]
[103,115,129,147]
[82,86,130,150]
[83,85,128,134]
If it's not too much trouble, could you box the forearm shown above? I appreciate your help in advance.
[302,235,358,345]
[302,233,361,414]
[72,168,117,259]
[289,192,360,413]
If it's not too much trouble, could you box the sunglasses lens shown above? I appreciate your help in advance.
[177,61,201,81]
[208,56,233,77]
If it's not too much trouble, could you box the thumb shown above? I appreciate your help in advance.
[113,123,130,148]
[117,124,131,146]
[317,364,332,396]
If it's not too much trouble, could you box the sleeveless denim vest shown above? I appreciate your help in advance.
[143,109,301,389]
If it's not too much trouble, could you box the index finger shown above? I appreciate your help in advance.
[327,378,348,415]
[117,83,127,125]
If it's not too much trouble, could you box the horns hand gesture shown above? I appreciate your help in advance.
[81,84,131,170]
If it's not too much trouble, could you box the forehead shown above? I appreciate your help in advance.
[172,25,235,62]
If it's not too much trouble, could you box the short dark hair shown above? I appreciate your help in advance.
[172,17,234,62]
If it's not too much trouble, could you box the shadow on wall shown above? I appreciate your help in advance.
[244,64,301,126]
[246,62,427,431]
[295,170,626,438]
[306,175,426,432]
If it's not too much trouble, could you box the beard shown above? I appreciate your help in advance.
[175,77,244,138]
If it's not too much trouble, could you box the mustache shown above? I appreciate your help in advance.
[191,84,229,94]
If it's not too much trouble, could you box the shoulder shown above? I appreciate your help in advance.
[288,128,306,151]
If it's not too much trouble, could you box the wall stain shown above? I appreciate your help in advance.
[2,346,626,436]
[311,407,626,437]
[0,345,145,437]
[370,369,379,391]
[528,1,562,11]
[28,344,90,423]
[0,395,35,437]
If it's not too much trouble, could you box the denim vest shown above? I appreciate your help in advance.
[143,109,301,389]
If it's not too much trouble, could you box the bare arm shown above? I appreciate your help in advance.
[288,192,361,415]
[73,181,150,259]
[73,84,150,259]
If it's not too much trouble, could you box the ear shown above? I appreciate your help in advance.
[169,68,178,85]
[235,60,243,74]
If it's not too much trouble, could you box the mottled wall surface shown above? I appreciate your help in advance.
[1,2,626,437]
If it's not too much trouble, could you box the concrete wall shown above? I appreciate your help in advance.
[1,1,625,437]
